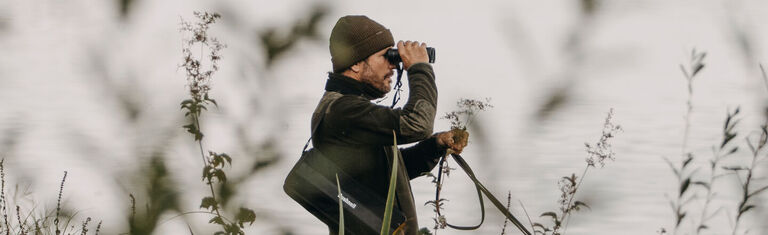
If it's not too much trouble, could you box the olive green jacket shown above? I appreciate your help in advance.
[312,63,444,235]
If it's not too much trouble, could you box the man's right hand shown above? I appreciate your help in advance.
[397,40,429,70]
[435,129,469,154]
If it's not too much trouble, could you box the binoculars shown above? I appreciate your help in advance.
[385,47,436,65]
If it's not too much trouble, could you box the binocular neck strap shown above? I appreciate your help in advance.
[390,64,405,108]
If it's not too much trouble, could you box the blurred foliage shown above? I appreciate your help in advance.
[128,154,181,235]
[258,4,328,67]
[117,0,135,20]
[535,86,569,119]
[662,49,707,235]
[726,121,768,234]
[0,3,325,234]
[534,0,600,121]
[0,119,21,159]
[580,0,598,16]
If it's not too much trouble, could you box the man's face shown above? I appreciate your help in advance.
[359,47,395,93]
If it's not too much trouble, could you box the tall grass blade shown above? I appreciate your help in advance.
[380,131,399,235]
[336,174,344,235]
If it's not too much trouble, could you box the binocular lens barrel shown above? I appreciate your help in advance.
[385,47,436,64]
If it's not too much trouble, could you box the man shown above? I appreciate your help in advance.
[310,15,467,234]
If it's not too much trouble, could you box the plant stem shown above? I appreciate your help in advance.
[676,61,695,235]
[193,113,225,222]
[759,64,768,93]
[560,166,589,233]
[158,211,219,227]
[732,147,758,235]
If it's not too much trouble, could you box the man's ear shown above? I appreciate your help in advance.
[349,61,364,73]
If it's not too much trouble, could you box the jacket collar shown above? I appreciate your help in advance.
[325,73,386,100]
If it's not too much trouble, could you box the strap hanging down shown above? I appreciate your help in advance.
[390,63,404,108]
[435,154,532,235]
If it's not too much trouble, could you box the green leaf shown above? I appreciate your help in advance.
[209,216,225,225]
[202,165,213,181]
[739,205,755,214]
[203,165,213,179]
[680,178,691,196]
[692,181,710,190]
[380,131,399,235]
[540,211,558,223]
[235,208,256,228]
[211,154,222,167]
[574,201,591,211]
[722,133,737,148]
[676,212,686,226]
[205,94,218,107]
[180,99,194,110]
[221,153,232,165]
[722,166,747,171]
[683,155,694,168]
[337,174,344,235]
[212,169,227,182]
[692,63,704,76]
[200,197,216,210]
[183,124,196,133]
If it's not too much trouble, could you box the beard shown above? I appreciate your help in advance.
[360,66,393,93]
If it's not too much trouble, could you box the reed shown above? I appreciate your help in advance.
[0,160,98,235]
[658,51,768,235]
[660,49,707,235]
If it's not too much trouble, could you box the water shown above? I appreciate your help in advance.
[1,0,767,234]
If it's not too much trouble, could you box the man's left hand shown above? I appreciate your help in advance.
[435,129,469,154]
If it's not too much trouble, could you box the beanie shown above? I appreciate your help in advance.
[329,15,394,73]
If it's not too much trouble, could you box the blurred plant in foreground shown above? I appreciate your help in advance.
[658,50,768,235]
[726,122,768,235]
[661,49,707,235]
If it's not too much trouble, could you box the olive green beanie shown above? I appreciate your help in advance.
[329,15,394,73]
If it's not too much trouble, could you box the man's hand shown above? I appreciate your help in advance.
[435,129,469,154]
[397,40,429,70]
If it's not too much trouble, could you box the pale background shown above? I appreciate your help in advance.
[0,0,767,234]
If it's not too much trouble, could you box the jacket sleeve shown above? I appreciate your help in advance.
[400,136,446,179]
[327,63,438,145]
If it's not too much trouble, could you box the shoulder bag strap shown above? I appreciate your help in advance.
[436,154,532,235]
[302,98,334,153]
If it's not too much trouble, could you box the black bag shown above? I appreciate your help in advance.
[283,104,405,234]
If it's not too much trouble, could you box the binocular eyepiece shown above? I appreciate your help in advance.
[385,47,436,65]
